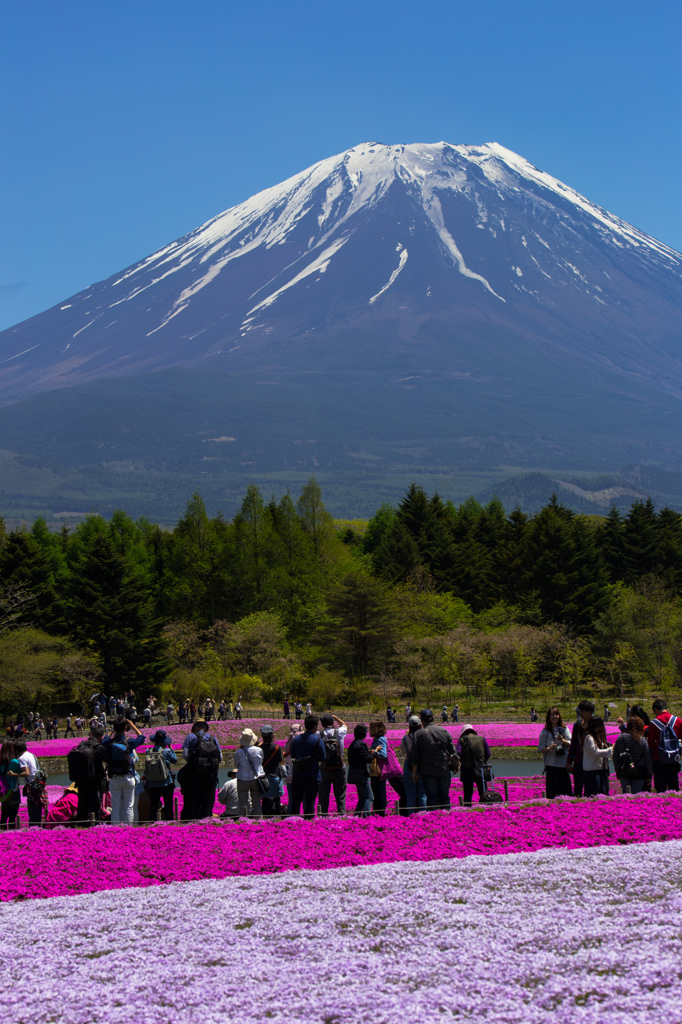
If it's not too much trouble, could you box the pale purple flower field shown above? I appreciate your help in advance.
[3,839,679,1023]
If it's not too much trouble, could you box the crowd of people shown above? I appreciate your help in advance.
[2,697,680,829]
[538,699,681,799]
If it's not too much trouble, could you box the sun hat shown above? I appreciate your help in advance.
[150,729,168,747]
[460,723,475,736]
[260,724,274,736]
[240,728,258,747]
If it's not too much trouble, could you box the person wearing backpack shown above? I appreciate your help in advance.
[614,716,652,794]
[101,718,146,824]
[180,719,222,820]
[457,725,491,807]
[289,715,326,819]
[143,729,177,821]
[67,724,107,826]
[647,699,682,792]
[318,713,347,816]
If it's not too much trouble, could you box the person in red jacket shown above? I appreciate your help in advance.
[647,699,682,793]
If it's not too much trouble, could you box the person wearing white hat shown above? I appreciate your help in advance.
[233,729,265,817]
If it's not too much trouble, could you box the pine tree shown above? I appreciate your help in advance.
[599,505,625,582]
[67,530,169,692]
[622,499,659,583]
[316,569,399,675]
[0,529,62,631]
[655,507,682,591]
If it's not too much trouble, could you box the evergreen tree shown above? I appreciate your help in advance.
[316,567,399,675]
[372,521,421,582]
[497,506,530,605]
[67,529,169,692]
[160,492,233,624]
[622,499,659,583]
[0,529,63,631]
[599,505,625,582]
[524,500,609,630]
[362,504,396,555]
[396,483,434,561]
[655,507,682,591]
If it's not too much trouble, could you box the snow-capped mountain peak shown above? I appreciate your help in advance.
[0,141,680,405]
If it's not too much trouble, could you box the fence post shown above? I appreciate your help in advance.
[503,781,509,804]
[174,798,179,821]
[89,813,96,826]
[625,785,632,795]
[458,796,464,807]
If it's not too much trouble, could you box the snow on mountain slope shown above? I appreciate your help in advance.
[0,141,681,405]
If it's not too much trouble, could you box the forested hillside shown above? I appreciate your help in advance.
[2,479,682,717]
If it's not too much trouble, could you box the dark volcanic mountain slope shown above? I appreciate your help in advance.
[1,142,680,405]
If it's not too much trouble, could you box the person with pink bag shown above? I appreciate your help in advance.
[369,720,402,816]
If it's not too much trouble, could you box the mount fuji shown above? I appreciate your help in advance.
[1,141,681,519]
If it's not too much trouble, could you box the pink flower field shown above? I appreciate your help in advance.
[3,791,680,902]
[24,718,622,758]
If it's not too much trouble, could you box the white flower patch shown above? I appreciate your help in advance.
[4,840,682,1023]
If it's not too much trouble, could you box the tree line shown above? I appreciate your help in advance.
[1,479,682,716]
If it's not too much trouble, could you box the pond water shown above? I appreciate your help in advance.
[47,760,542,789]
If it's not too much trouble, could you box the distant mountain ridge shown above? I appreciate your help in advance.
[0,141,681,521]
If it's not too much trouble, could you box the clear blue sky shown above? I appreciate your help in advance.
[1,0,680,332]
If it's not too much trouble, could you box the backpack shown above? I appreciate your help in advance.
[68,739,96,782]
[460,734,485,772]
[27,768,48,796]
[617,737,647,780]
[191,736,220,776]
[652,716,681,764]
[426,724,460,772]
[106,736,131,776]
[322,730,344,770]
[144,748,171,786]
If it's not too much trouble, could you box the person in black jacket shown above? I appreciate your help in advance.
[71,724,107,826]
[347,723,375,816]
[613,715,652,794]
[259,723,283,816]
[180,720,222,820]
[412,710,456,811]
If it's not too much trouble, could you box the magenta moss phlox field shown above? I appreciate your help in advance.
[3,791,680,902]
